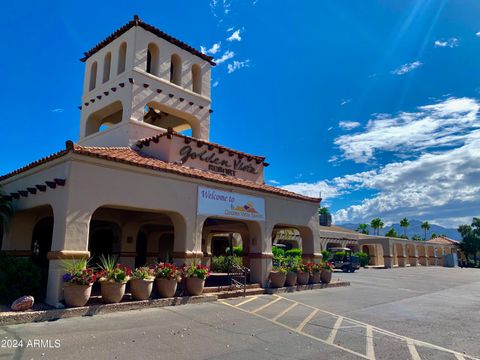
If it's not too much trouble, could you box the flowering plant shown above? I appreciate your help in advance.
[272,264,287,274]
[182,263,210,280]
[304,262,321,275]
[131,266,155,280]
[154,263,180,281]
[96,254,132,284]
[62,258,96,285]
[321,261,334,272]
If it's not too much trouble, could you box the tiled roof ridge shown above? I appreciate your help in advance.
[136,128,268,165]
[0,141,319,203]
[81,15,215,65]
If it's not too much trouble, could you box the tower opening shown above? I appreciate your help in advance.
[146,43,160,76]
[103,52,112,83]
[170,54,182,86]
[117,42,127,75]
[89,61,98,91]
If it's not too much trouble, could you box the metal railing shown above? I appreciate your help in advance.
[228,262,250,297]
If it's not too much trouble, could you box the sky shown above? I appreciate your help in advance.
[0,0,479,228]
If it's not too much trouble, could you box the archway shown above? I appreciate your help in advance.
[88,220,121,266]
[144,101,201,137]
[85,101,123,136]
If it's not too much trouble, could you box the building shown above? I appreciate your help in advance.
[0,16,323,306]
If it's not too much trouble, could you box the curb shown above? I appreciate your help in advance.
[264,280,350,294]
[0,294,217,326]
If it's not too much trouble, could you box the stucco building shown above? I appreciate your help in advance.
[0,16,323,306]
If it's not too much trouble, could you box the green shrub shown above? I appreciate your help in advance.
[211,256,243,272]
[354,252,370,267]
[0,255,45,304]
[321,250,331,261]
[272,246,285,258]
[285,248,302,258]
[224,246,243,257]
[333,251,346,261]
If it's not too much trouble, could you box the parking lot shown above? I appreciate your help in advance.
[1,267,479,359]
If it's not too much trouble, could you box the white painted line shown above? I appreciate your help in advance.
[251,296,282,313]
[406,338,421,360]
[234,296,258,307]
[455,354,466,360]
[366,325,375,360]
[326,316,344,344]
[296,308,319,332]
[272,302,298,321]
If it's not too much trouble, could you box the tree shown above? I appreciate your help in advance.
[458,224,476,265]
[385,228,398,238]
[430,232,438,239]
[356,223,369,235]
[411,234,422,241]
[421,221,430,241]
[400,217,410,237]
[370,218,384,236]
[318,207,330,215]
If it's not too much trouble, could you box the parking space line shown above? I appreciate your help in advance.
[326,316,344,344]
[296,308,319,332]
[251,296,281,313]
[366,325,375,360]
[235,296,258,307]
[456,354,467,360]
[271,302,298,321]
[406,338,421,360]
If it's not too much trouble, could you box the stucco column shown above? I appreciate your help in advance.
[248,221,269,286]
[45,202,92,306]
[437,246,445,266]
[408,245,419,266]
[302,225,323,264]
[172,214,202,267]
[383,243,393,268]
[396,244,407,267]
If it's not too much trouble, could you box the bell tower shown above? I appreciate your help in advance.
[78,15,215,147]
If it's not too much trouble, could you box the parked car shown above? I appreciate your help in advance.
[330,247,360,273]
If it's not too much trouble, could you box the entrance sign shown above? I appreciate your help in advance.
[197,187,265,221]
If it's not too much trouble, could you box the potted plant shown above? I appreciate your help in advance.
[97,255,132,303]
[182,263,210,296]
[296,263,310,285]
[62,258,96,307]
[269,265,287,288]
[306,263,322,284]
[320,261,334,284]
[130,266,155,300]
[154,263,181,298]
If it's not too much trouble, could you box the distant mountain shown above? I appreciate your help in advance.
[336,219,461,241]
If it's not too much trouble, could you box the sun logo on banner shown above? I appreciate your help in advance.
[232,201,259,213]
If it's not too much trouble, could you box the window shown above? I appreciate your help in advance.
[170,54,182,86]
[117,42,127,75]
[192,64,202,94]
[89,61,97,91]
[103,52,111,83]
[146,43,160,76]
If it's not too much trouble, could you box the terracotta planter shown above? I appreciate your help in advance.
[269,271,286,288]
[320,270,332,284]
[297,271,310,285]
[310,271,321,284]
[185,277,205,296]
[130,278,154,301]
[156,278,178,298]
[285,271,297,286]
[63,284,92,307]
[100,282,126,303]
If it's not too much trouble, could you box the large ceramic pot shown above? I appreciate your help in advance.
[310,271,321,284]
[285,271,297,287]
[156,278,178,298]
[185,277,205,296]
[269,271,286,288]
[320,270,332,284]
[100,282,126,303]
[297,271,310,285]
[130,278,154,301]
[63,284,92,307]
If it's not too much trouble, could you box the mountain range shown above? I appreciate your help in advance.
[336,219,461,241]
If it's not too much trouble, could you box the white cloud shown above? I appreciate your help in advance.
[434,38,459,48]
[227,29,242,42]
[201,42,221,55]
[212,81,219,88]
[340,98,351,106]
[215,50,235,65]
[50,108,64,113]
[391,61,423,75]
[338,121,361,130]
[268,179,280,185]
[227,59,250,73]
[476,31,480,37]
[334,97,480,163]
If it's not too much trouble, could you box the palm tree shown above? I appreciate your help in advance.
[421,221,430,241]
[356,223,369,235]
[400,217,409,237]
[370,218,384,236]
[0,185,14,231]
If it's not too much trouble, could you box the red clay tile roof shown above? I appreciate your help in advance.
[0,141,320,203]
[136,128,267,165]
[426,236,459,245]
[81,15,215,65]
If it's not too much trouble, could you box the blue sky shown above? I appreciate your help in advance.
[1,0,479,228]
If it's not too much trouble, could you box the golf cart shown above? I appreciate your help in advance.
[329,247,360,273]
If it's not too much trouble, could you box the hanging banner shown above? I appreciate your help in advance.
[197,187,266,221]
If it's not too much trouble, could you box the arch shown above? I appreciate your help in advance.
[102,52,112,83]
[31,216,53,269]
[117,42,127,75]
[85,101,123,136]
[144,101,201,138]
[146,43,160,76]
[191,63,202,94]
[88,219,122,265]
[170,54,182,86]
[89,61,98,91]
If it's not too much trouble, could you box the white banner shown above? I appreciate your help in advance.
[197,187,265,221]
